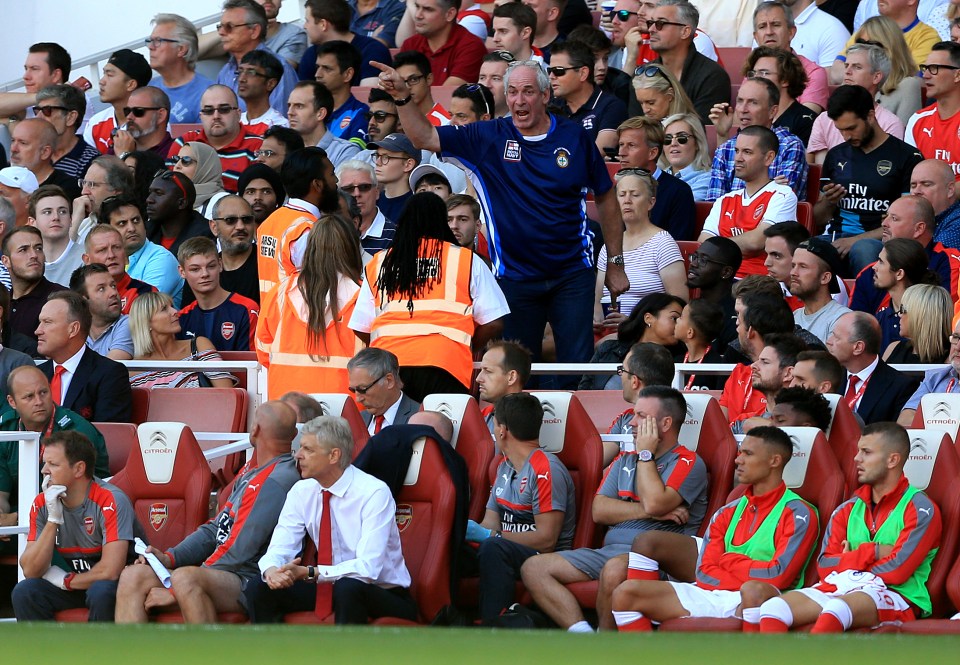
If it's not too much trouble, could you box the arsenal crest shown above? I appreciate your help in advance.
[876,160,892,177]
[519,476,528,493]
[753,203,766,220]
[395,504,413,533]
[149,503,169,531]
[221,322,236,340]
[83,516,95,536]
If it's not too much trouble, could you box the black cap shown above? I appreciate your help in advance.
[796,237,843,294]
[108,49,152,89]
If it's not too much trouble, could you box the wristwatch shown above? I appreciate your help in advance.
[609,254,625,267]
[638,449,654,462]
[394,94,414,107]
[306,565,316,581]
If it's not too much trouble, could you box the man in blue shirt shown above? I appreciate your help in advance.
[301,0,391,83]
[373,58,629,387]
[313,41,370,146]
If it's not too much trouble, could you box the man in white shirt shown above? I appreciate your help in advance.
[27,185,84,287]
[251,415,417,624]
[789,237,851,343]
[785,0,851,68]
[346,348,421,435]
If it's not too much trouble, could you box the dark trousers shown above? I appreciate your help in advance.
[12,577,118,621]
[244,577,418,625]
[477,537,538,622]
[399,366,469,403]
[498,269,595,389]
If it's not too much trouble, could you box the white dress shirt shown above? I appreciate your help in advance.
[368,393,403,435]
[259,465,411,588]
[53,345,87,404]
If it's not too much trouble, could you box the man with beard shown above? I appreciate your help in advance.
[35,85,99,182]
[102,195,184,307]
[238,163,284,226]
[789,238,850,344]
[740,333,808,432]
[336,159,394,255]
[110,86,177,160]
[2,226,65,350]
[69,263,133,360]
[210,196,260,305]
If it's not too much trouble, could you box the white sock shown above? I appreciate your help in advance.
[759,596,794,627]
[568,620,594,633]
[821,598,853,630]
[628,552,659,573]
[612,610,644,627]
[741,607,762,626]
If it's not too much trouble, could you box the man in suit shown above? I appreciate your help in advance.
[36,290,132,423]
[826,312,918,426]
[346,348,419,436]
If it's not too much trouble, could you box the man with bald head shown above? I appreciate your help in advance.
[849,195,959,314]
[826,311,918,425]
[0,365,108,535]
[408,410,454,444]
[115,400,302,624]
[910,158,960,249]
[10,118,79,199]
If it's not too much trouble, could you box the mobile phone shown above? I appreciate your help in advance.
[70,76,91,91]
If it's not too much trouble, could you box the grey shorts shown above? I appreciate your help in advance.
[556,543,633,579]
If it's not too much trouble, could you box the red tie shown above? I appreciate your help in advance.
[374,414,385,434]
[314,489,333,618]
[50,365,66,405]
[844,376,860,409]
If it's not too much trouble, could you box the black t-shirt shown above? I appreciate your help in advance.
[221,250,260,305]
[776,101,817,148]
[822,134,923,234]
[42,167,81,200]
[378,191,412,227]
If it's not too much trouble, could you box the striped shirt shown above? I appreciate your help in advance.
[53,137,100,179]
[597,230,683,316]
[129,348,237,389]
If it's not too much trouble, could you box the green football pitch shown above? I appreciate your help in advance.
[2,624,960,664]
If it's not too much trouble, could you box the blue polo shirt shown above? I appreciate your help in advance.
[298,34,392,83]
[328,95,369,146]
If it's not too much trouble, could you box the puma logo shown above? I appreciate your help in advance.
[537,472,549,481]
[922,127,933,137]
[918,507,932,516]
[102,505,115,512]
[680,458,693,466]
[795,514,808,524]
[724,211,733,219]
[837,161,846,170]
[622,466,635,477]
[247,483,261,492]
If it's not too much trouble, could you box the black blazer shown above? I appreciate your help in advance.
[40,347,132,423]
[853,360,919,426]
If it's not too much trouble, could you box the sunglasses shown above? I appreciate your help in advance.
[145,37,180,47]
[365,110,398,122]
[348,373,386,395]
[612,9,638,21]
[646,19,687,30]
[199,104,238,116]
[618,167,652,178]
[213,215,255,225]
[854,38,884,48]
[547,65,580,77]
[216,21,254,33]
[634,64,667,79]
[171,154,196,166]
[123,106,162,118]
[490,50,515,62]
[664,133,691,145]
[32,105,68,117]
[341,183,375,193]
[464,83,493,117]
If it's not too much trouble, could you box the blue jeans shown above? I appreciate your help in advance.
[12,577,118,621]
[818,232,881,277]
[497,268,595,389]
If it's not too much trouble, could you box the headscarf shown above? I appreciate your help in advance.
[184,141,224,208]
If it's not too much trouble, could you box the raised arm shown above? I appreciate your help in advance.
[371,61,441,154]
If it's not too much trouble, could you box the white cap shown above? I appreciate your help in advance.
[0,166,39,194]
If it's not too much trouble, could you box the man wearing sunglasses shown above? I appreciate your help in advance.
[84,49,153,156]
[605,0,645,72]
[336,159,395,254]
[34,85,98,183]
[110,86,176,161]
[347,348,420,435]
[365,89,401,141]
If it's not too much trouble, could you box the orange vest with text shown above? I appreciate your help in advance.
[366,240,475,387]
[256,204,317,299]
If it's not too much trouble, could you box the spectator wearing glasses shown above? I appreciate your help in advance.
[337,159,395,254]
[147,13,213,124]
[177,234,260,352]
[0,42,70,124]
[173,85,263,193]
[627,62,697,122]
[69,155,133,244]
[370,133,420,224]
[883,283,952,365]
[743,47,816,147]
[237,50,288,131]
[171,141,229,219]
[348,348,421,434]
[479,51,514,118]
[34,85,99,182]
[604,0,644,73]
[10,118,80,200]
[257,212,363,399]
[660,112,711,201]
[110,86,177,161]
[299,0,391,85]
[210,180,263,304]
[630,0,730,125]
[313,41,370,145]
[214,0,299,116]
[450,83,494,126]
[393,50,450,125]
[364,89,400,142]
[255,125,304,171]
[84,49,153,156]
[491,2,542,63]
[907,40,960,178]
[567,24,634,109]
[548,41,628,153]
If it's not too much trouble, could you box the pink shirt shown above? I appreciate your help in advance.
[797,53,829,110]
[807,104,907,154]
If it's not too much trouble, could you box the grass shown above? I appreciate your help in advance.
[2,624,960,665]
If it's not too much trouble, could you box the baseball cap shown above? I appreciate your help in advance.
[409,164,451,192]
[368,133,421,166]
[796,237,843,294]
[0,166,39,194]
[108,49,152,89]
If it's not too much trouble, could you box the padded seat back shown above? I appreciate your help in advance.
[309,393,370,456]
[394,436,457,622]
[94,422,139,477]
[904,430,960,617]
[131,387,150,424]
[421,394,492,521]
[680,393,736,537]
[919,393,960,441]
[109,423,212,552]
[573,390,632,434]
[823,393,862,491]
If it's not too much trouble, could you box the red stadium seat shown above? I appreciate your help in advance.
[216,351,257,390]
[719,48,750,84]
[131,387,150,425]
[797,202,815,235]
[309,393,370,456]
[822,393,862,492]
[677,241,699,273]
[170,123,201,138]
[351,86,373,103]
[900,557,960,632]
[606,161,620,181]
[694,201,712,238]
[431,86,455,111]
[573,390,632,435]
[585,199,599,222]
[286,435,457,625]
[705,124,718,156]
[95,422,139,477]
[421,394,494,521]
[806,163,822,205]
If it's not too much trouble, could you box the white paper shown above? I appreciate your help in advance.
[134,537,172,589]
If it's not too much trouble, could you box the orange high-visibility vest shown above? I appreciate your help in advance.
[366,240,475,387]
[256,204,317,299]
[277,216,315,285]
[256,273,363,400]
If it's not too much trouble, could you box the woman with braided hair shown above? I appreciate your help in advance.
[349,192,510,402]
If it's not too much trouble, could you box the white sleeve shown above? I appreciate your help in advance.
[700,199,722,236]
[258,485,309,577]
[347,278,377,333]
[764,188,799,224]
[903,113,920,148]
[820,20,852,69]
[317,485,397,583]
[470,258,510,325]
[853,0,870,32]
[458,15,489,41]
